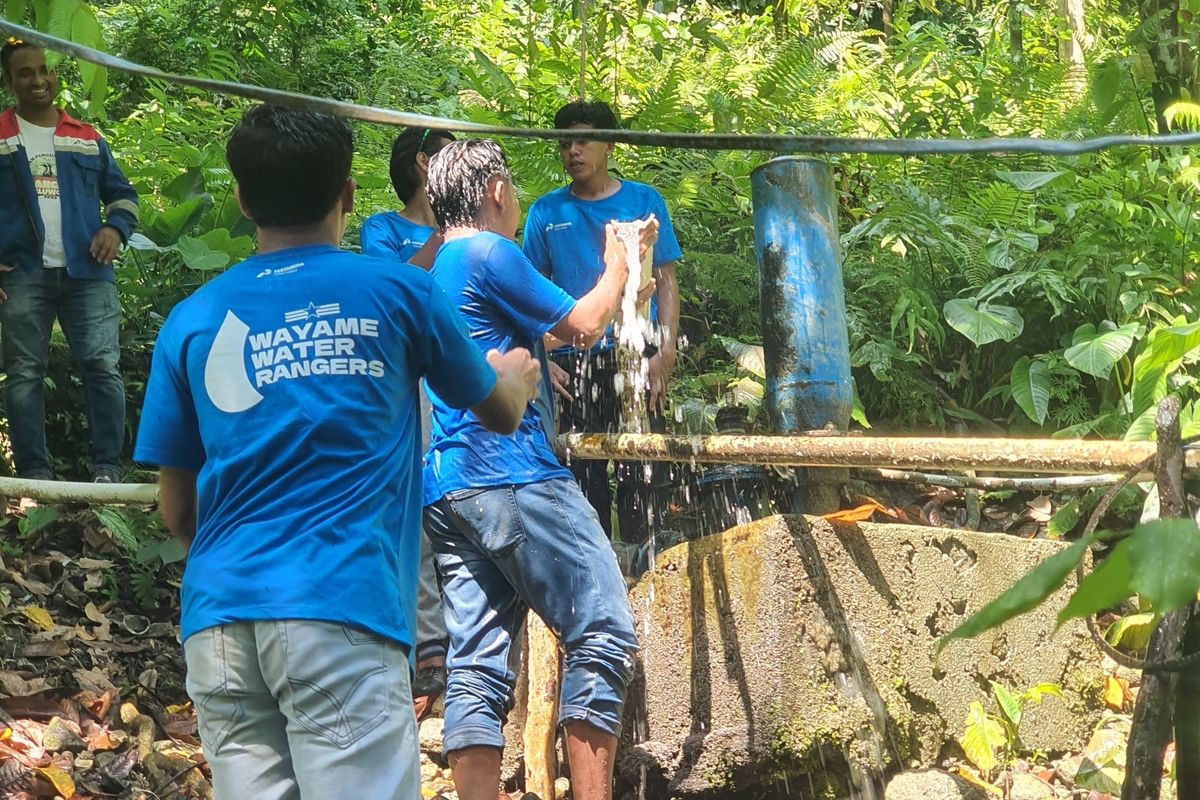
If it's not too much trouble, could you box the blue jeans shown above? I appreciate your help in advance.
[185,620,419,800]
[0,269,124,476]
[423,478,639,754]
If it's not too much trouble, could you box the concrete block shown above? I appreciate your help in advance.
[618,515,1104,797]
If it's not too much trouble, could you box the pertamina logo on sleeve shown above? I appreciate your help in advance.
[203,302,386,413]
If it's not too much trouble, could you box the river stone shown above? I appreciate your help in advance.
[885,769,988,800]
[617,514,1105,797]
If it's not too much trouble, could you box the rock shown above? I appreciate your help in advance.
[420,761,439,781]
[419,716,444,756]
[1008,771,1056,800]
[616,515,1105,796]
[885,769,987,800]
[42,716,87,753]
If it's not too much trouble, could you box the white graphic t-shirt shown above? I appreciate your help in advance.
[17,116,64,268]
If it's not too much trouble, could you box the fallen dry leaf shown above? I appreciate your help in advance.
[1103,676,1130,712]
[35,765,75,797]
[18,607,54,632]
[18,641,69,659]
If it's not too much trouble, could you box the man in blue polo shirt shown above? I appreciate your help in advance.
[423,138,651,800]
[134,106,538,800]
[523,99,683,544]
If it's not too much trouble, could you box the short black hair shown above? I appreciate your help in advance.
[389,127,456,204]
[226,104,353,229]
[1,41,37,80]
[553,100,618,130]
[426,139,510,229]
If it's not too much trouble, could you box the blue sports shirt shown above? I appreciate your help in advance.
[360,211,435,263]
[522,179,682,351]
[134,245,496,648]
[424,232,576,504]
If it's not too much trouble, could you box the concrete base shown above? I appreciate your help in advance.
[617,515,1104,797]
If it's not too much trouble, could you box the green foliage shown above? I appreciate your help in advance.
[960,681,1065,775]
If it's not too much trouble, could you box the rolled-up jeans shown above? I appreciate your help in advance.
[423,478,640,754]
[184,620,420,800]
[0,268,124,476]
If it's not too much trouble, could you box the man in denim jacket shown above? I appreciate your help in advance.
[0,39,138,481]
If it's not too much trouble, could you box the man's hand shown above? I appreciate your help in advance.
[486,348,540,403]
[548,359,574,402]
[647,348,675,416]
[638,215,660,260]
[90,226,123,265]
[0,263,11,303]
[601,223,632,280]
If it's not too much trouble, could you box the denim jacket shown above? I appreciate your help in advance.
[0,107,139,282]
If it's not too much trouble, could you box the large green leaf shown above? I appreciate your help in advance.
[959,702,1005,774]
[5,0,27,24]
[1060,519,1200,624]
[175,235,231,271]
[1064,322,1139,378]
[197,227,254,262]
[1104,612,1156,652]
[44,0,79,68]
[943,299,1024,347]
[939,532,1096,650]
[1010,356,1050,425]
[994,170,1068,191]
[143,195,212,246]
[1131,320,1200,418]
[990,681,1021,728]
[70,6,106,112]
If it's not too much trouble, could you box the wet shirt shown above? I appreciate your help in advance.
[522,179,682,352]
[134,245,495,647]
[424,232,576,503]
[360,211,435,263]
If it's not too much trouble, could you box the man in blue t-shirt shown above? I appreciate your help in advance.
[134,106,539,800]
[523,100,683,544]
[360,126,455,267]
[360,125,458,722]
[422,138,651,800]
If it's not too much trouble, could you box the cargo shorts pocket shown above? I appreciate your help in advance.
[280,621,392,749]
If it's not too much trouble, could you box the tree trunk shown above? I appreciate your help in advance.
[1008,0,1023,63]
[1059,0,1086,93]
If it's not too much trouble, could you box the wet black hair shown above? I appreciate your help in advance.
[389,127,456,204]
[426,139,511,229]
[553,99,619,130]
[226,104,354,228]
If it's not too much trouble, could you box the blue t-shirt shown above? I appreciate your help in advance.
[134,244,496,648]
[360,211,435,263]
[522,179,683,351]
[424,232,576,504]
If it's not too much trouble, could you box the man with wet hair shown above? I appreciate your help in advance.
[361,125,458,722]
[134,105,539,799]
[524,98,683,544]
[422,137,650,800]
[0,38,139,482]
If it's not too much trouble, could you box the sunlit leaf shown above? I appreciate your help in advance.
[37,766,75,798]
[944,299,1024,346]
[994,170,1067,191]
[1064,322,1139,378]
[1009,356,1050,425]
[990,681,1021,728]
[960,701,1005,774]
[1104,612,1156,652]
[20,605,54,631]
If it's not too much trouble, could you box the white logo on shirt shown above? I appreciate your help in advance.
[254,262,305,279]
[204,311,265,413]
[283,302,340,323]
[545,222,572,232]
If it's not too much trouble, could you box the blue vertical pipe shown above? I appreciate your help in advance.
[750,157,851,433]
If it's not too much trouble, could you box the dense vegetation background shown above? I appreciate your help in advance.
[4,0,1200,477]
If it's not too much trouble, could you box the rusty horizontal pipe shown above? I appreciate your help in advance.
[558,433,1199,475]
